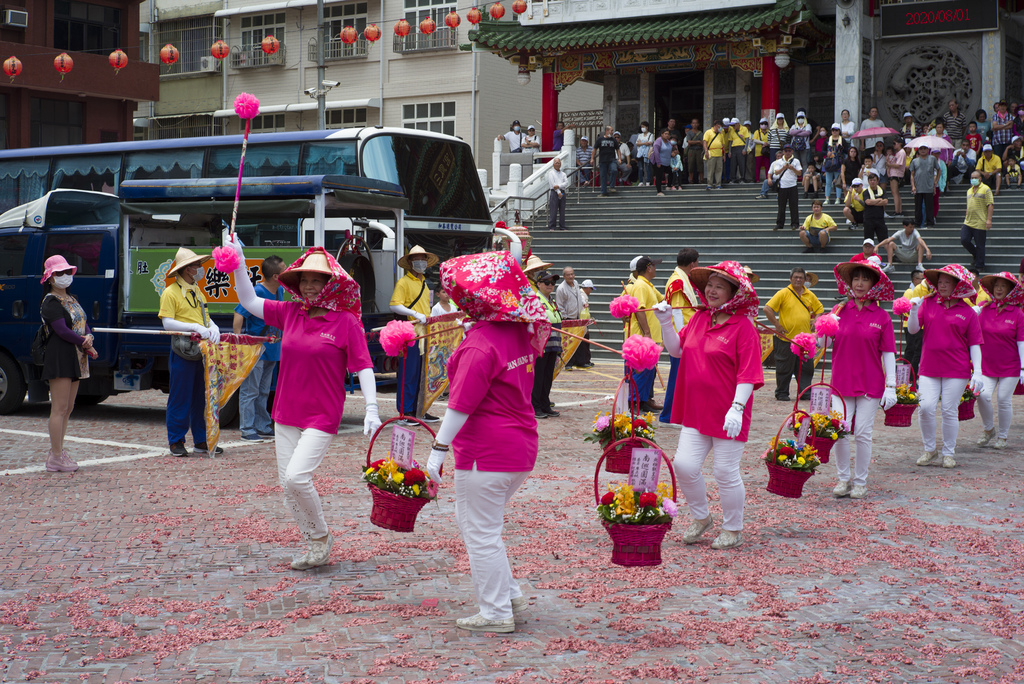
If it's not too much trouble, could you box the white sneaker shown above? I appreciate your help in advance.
[845,219,853,225]
[850,485,868,499]
[291,534,334,570]
[832,481,851,498]
[992,437,1008,449]
[882,263,896,274]
[456,613,515,633]
[681,515,714,544]
[710,530,743,550]
[977,428,997,447]
[942,454,957,468]
[510,596,528,613]
[916,450,938,466]
[916,263,924,272]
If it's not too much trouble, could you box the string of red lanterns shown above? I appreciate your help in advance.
[3,56,21,82]
[54,52,73,81]
[108,48,128,75]
[261,35,280,54]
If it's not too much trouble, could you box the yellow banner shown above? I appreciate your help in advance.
[421,313,465,414]
[553,319,595,381]
[760,331,775,362]
[201,337,265,453]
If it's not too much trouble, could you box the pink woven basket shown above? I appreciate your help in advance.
[884,403,917,427]
[603,437,644,474]
[958,397,976,421]
[594,437,677,568]
[765,461,814,499]
[807,435,834,464]
[1015,381,1024,396]
[365,415,436,533]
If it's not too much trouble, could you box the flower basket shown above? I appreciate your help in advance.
[884,402,918,427]
[1015,380,1024,396]
[594,437,677,568]
[603,437,645,474]
[585,376,658,474]
[364,416,437,533]
[764,409,820,500]
[807,435,835,464]
[958,397,976,421]
[765,460,814,499]
[793,384,848,464]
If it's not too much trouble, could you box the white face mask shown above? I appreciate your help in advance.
[641,127,647,132]
[53,274,74,288]
[411,260,427,274]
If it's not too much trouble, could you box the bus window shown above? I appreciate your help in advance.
[0,235,30,277]
[303,141,358,176]
[52,154,121,193]
[0,160,49,212]
[43,233,104,276]
[208,144,299,178]
[125,149,204,180]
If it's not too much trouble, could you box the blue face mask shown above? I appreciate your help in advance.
[514,126,520,133]
[971,177,981,186]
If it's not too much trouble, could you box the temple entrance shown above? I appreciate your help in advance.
[654,71,704,131]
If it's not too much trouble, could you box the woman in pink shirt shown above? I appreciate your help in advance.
[828,261,898,500]
[426,251,549,634]
[907,264,984,468]
[654,260,763,550]
[228,241,381,571]
[974,272,1024,449]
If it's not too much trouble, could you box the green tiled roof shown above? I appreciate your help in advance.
[468,0,830,53]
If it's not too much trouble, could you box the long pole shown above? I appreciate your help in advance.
[317,0,326,130]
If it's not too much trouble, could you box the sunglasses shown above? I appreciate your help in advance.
[53,270,73,277]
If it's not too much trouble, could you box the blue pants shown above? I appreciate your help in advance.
[599,161,618,195]
[396,342,422,415]
[167,351,206,445]
[239,358,276,438]
[628,366,656,406]
[824,170,840,200]
[659,355,679,423]
[637,158,652,184]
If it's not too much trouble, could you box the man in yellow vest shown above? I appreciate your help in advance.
[659,248,700,423]
[390,245,439,424]
[626,256,663,411]
[702,119,729,190]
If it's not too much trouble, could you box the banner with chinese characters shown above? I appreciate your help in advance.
[553,319,595,380]
[420,312,465,415]
[127,248,302,313]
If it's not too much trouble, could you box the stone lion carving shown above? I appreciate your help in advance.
[885,46,973,126]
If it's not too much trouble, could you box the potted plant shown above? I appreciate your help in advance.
[363,455,439,532]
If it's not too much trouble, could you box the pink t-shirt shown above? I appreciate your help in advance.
[263,300,372,434]
[918,297,983,379]
[447,322,538,472]
[830,301,896,398]
[979,304,1024,377]
[670,310,764,442]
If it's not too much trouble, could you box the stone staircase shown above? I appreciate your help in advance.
[530,183,1024,361]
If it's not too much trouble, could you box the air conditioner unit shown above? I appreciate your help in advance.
[199,56,220,73]
[3,9,28,28]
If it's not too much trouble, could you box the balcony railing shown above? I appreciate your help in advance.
[229,44,287,69]
[393,27,457,54]
[307,37,369,62]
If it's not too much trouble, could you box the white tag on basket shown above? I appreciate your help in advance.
[896,363,911,386]
[795,416,811,449]
[390,425,416,469]
[809,386,831,415]
[628,448,661,493]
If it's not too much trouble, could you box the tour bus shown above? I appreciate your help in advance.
[0,127,495,417]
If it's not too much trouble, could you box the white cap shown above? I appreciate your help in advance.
[903,112,913,118]
[527,124,535,130]
[867,169,880,177]
[983,143,993,151]
[776,112,785,118]
[743,120,751,126]
[831,122,841,129]
[863,238,875,246]
[721,118,730,125]
[851,178,863,185]
[760,117,769,124]
[797,110,806,117]
[630,256,642,271]
[613,130,621,136]
[580,135,588,141]
[1013,136,1021,143]
[730,117,739,124]
[581,279,595,289]
[867,255,883,267]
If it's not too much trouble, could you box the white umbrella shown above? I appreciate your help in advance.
[907,135,953,150]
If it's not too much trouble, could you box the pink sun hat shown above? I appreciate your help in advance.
[40,254,77,284]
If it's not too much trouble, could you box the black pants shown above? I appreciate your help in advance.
[863,215,887,244]
[960,223,988,268]
[547,189,566,230]
[532,350,559,411]
[568,328,591,366]
[654,164,669,193]
[904,329,923,378]
[914,192,935,226]
[776,186,799,229]
[774,336,815,400]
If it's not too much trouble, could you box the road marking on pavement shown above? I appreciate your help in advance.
[0,428,158,451]
[555,396,614,408]
[2,450,170,476]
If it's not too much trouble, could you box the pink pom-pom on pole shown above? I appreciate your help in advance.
[790,332,818,361]
[379,320,417,356]
[233,92,260,119]
[226,93,261,238]
[892,297,912,317]
[814,313,839,338]
[212,246,241,274]
[621,334,662,371]
[609,295,640,319]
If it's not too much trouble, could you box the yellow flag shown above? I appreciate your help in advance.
[201,337,265,453]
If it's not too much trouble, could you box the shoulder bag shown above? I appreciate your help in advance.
[30,295,56,366]
[170,284,208,361]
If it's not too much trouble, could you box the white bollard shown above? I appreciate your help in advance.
[492,137,503,191]
[508,163,523,216]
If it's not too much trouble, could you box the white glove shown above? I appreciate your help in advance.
[226,233,246,258]
[206,323,221,345]
[363,404,381,436]
[651,301,674,328]
[1020,370,1024,387]
[972,305,983,315]
[723,406,744,439]
[881,386,897,411]
[193,324,212,340]
[427,448,446,482]
[413,312,428,324]
[969,372,984,395]
[909,297,923,307]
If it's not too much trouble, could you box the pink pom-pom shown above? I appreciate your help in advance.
[814,313,839,338]
[609,295,640,319]
[892,297,912,316]
[234,92,260,120]
[621,334,662,371]
[790,332,818,361]
[379,320,417,356]
[212,246,241,273]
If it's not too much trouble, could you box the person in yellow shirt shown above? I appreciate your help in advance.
[729,118,750,184]
[961,170,995,268]
[753,118,772,181]
[627,256,664,411]
[800,200,837,252]
[842,177,866,230]
[976,144,1002,194]
[389,245,439,423]
[702,119,729,190]
[659,248,700,423]
[764,268,824,401]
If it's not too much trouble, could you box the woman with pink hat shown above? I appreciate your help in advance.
[828,261,898,499]
[652,260,764,550]
[425,251,549,633]
[973,272,1024,449]
[38,255,99,473]
[907,264,984,468]
[227,240,381,570]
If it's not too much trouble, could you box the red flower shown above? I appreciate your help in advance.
[404,469,427,485]
[633,419,647,430]
[780,446,795,456]
[600,491,615,505]
[639,492,657,508]
[369,459,385,469]
[830,419,840,428]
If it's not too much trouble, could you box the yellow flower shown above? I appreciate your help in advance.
[392,472,404,484]
[777,455,786,463]
[797,457,806,465]
[365,467,376,475]
[831,433,838,441]
[413,484,420,496]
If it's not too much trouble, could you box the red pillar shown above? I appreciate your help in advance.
[542,70,558,151]
[761,56,780,124]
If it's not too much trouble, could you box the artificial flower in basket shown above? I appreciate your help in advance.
[585,412,658,474]
[596,481,677,567]
[884,384,919,427]
[362,455,439,532]
[763,437,820,499]
[958,385,977,421]
[792,410,850,463]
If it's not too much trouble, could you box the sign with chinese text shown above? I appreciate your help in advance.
[629,448,661,493]
[795,416,811,450]
[896,363,912,387]
[810,386,832,415]
[390,425,416,469]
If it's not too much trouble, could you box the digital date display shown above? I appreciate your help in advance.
[880,0,997,38]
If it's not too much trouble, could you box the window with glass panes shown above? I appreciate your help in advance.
[54,1,121,54]
[404,0,455,29]
[250,114,286,133]
[402,102,455,136]
[241,13,286,50]
[327,108,367,129]
[325,2,368,37]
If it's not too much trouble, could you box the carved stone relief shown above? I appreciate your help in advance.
[876,38,980,127]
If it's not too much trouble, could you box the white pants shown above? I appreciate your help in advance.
[918,376,969,456]
[832,395,878,487]
[276,424,334,540]
[978,375,1016,439]
[672,426,747,531]
[454,465,530,620]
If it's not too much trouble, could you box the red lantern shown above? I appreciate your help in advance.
[340,25,358,44]
[444,11,461,28]
[261,35,279,54]
[512,0,527,14]
[160,43,179,65]
[489,2,505,19]
[394,19,411,37]
[467,7,483,24]
[419,16,436,35]
[363,24,381,42]
[54,52,73,81]
[211,40,230,60]
[108,49,128,74]
[3,56,22,83]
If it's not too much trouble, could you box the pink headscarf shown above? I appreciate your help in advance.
[278,247,361,316]
[980,271,1024,308]
[833,260,895,302]
[924,264,976,303]
[688,260,759,319]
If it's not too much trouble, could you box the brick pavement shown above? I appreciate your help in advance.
[0,362,1022,683]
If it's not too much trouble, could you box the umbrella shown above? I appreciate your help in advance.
[907,135,953,150]
[851,127,901,139]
